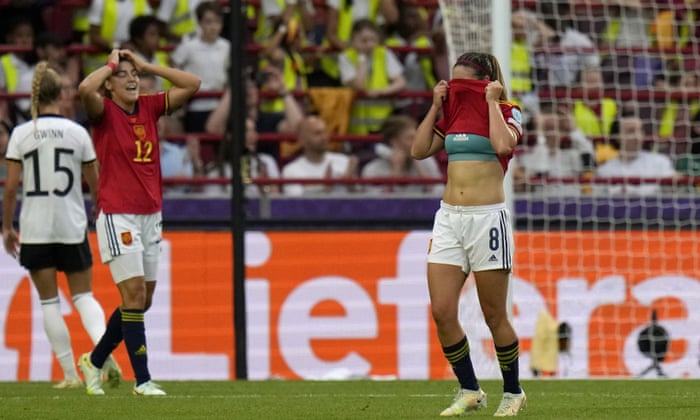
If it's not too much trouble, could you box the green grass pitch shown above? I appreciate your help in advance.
[1,379,698,419]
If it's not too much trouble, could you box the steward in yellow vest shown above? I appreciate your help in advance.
[83,0,151,74]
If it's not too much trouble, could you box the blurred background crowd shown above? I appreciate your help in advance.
[0,0,699,197]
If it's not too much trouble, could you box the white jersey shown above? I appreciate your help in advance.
[5,116,97,244]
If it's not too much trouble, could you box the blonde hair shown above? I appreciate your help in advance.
[30,61,62,125]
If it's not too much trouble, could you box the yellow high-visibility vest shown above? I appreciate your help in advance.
[574,98,618,136]
[414,35,436,88]
[0,54,18,93]
[83,0,150,74]
[511,40,532,94]
[72,7,90,32]
[320,0,381,80]
[155,51,173,90]
[659,100,700,138]
[346,47,393,134]
[259,52,309,113]
[170,0,197,38]
[574,98,618,164]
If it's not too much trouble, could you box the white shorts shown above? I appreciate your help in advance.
[95,212,162,283]
[427,201,513,273]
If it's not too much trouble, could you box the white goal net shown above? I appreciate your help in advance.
[440,0,700,379]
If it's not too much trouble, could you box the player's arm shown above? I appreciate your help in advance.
[119,49,201,112]
[82,160,99,218]
[412,80,447,160]
[78,50,120,120]
[486,81,518,156]
[2,160,21,258]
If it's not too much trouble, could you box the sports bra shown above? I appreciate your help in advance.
[444,133,497,162]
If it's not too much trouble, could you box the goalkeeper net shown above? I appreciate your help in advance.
[440,0,700,379]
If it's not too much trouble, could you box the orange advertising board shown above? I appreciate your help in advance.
[1,230,698,381]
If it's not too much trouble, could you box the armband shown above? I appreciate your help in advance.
[105,62,117,74]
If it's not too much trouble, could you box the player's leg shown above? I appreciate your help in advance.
[64,245,123,390]
[471,205,525,416]
[21,244,81,388]
[131,212,165,396]
[475,272,526,416]
[429,263,487,417]
[427,204,485,417]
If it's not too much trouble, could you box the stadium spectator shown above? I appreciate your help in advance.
[571,66,619,164]
[411,52,526,416]
[596,115,678,196]
[159,115,196,195]
[58,73,86,127]
[34,32,81,91]
[83,0,152,74]
[0,16,36,125]
[535,1,600,87]
[654,63,700,156]
[513,104,596,196]
[361,114,442,195]
[76,48,200,396]
[204,117,281,197]
[392,4,438,118]
[338,18,405,161]
[171,1,230,167]
[127,15,172,92]
[597,0,659,88]
[675,111,700,177]
[2,61,121,390]
[510,8,555,127]
[317,0,399,86]
[430,9,450,83]
[281,115,358,196]
[252,0,316,46]
[257,6,311,129]
[207,70,305,162]
[651,2,700,55]
[155,0,205,43]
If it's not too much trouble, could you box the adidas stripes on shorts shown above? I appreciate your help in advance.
[427,201,513,274]
[95,211,162,282]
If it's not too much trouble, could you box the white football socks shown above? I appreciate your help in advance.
[72,292,107,345]
[40,297,79,381]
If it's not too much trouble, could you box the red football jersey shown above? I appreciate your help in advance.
[433,79,524,172]
[92,93,168,214]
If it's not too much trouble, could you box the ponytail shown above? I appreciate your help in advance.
[30,61,62,128]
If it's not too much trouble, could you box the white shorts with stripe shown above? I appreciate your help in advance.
[95,211,162,282]
[427,201,513,273]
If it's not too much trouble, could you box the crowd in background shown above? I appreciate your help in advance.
[0,0,699,198]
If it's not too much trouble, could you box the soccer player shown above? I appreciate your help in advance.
[76,49,200,396]
[2,61,121,389]
[411,52,527,417]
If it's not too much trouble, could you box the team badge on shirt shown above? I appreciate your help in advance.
[121,231,133,245]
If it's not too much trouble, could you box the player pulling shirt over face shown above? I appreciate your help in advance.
[432,79,523,172]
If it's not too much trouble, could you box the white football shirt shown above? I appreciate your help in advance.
[5,116,96,244]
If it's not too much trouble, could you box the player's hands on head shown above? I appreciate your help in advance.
[119,49,146,72]
[433,80,448,109]
[485,80,503,102]
[107,49,120,66]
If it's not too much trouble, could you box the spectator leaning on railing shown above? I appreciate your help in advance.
[595,114,679,197]
[281,115,358,196]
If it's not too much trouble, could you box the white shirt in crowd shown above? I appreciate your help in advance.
[171,36,230,112]
[516,130,595,197]
[595,151,676,196]
[281,152,351,196]
[5,116,96,243]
